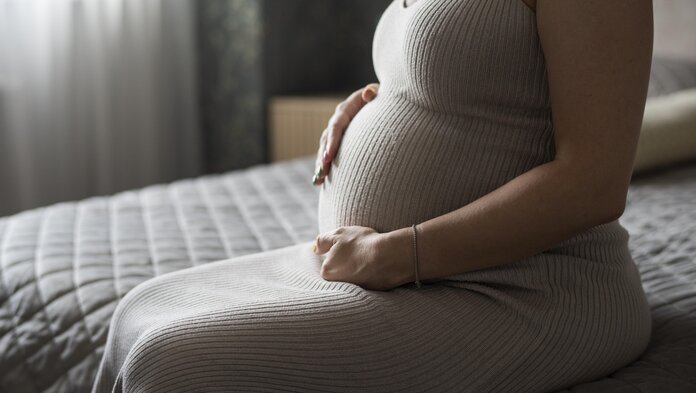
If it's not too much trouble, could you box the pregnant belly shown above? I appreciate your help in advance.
[317,92,553,234]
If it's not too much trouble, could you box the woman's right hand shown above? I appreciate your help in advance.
[312,83,380,186]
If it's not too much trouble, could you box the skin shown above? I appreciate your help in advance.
[312,0,654,291]
[312,83,380,185]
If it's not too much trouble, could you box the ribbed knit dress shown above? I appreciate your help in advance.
[91,0,652,392]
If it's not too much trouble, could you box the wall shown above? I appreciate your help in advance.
[197,0,391,174]
[654,0,696,60]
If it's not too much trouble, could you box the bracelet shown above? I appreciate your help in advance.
[411,224,422,289]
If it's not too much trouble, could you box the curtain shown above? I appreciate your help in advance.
[0,0,201,216]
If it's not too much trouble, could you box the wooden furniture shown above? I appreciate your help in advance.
[269,95,345,162]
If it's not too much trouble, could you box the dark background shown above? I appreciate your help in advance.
[197,0,393,173]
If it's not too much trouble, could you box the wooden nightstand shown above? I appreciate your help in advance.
[268,95,346,162]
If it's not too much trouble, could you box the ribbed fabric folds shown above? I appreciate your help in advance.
[92,1,652,392]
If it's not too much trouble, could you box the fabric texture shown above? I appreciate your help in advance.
[634,87,696,173]
[90,1,654,392]
[3,2,696,393]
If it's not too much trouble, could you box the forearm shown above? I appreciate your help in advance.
[385,159,625,283]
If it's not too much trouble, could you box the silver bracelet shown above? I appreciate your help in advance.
[411,224,422,289]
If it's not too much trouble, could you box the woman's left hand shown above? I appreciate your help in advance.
[313,226,413,291]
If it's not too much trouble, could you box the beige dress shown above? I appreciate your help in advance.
[92,1,652,392]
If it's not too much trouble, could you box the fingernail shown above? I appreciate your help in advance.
[312,165,325,185]
[365,86,377,101]
[322,151,329,163]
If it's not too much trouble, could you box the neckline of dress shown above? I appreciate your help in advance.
[401,0,536,15]
[400,0,421,10]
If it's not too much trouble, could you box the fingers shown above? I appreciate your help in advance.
[324,84,380,165]
[314,230,341,281]
[322,115,348,174]
[313,83,380,186]
[361,83,380,102]
[323,94,361,164]
[313,130,328,185]
[313,232,338,255]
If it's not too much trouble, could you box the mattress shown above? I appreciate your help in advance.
[2,56,696,392]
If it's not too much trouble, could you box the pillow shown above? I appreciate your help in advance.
[647,56,696,99]
[633,87,696,174]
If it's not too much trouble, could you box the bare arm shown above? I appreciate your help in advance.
[378,0,654,285]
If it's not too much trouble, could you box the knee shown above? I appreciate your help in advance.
[116,311,301,392]
[110,273,182,330]
[117,310,258,392]
[108,288,146,340]
[105,275,182,367]
[119,321,196,393]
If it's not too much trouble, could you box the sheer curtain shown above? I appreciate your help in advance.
[0,0,201,216]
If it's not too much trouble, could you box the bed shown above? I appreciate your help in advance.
[1,58,696,393]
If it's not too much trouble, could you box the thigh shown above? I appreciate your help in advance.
[97,242,649,393]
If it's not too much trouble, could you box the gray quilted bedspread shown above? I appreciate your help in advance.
[1,156,696,393]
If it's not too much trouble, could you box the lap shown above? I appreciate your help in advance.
[94,242,651,393]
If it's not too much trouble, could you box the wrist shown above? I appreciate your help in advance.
[379,227,416,288]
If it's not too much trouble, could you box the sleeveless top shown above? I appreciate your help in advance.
[318,0,630,263]
[90,5,651,392]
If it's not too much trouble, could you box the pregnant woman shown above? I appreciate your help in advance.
[92,0,654,391]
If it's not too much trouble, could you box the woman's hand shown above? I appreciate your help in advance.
[312,83,380,185]
[312,225,413,291]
